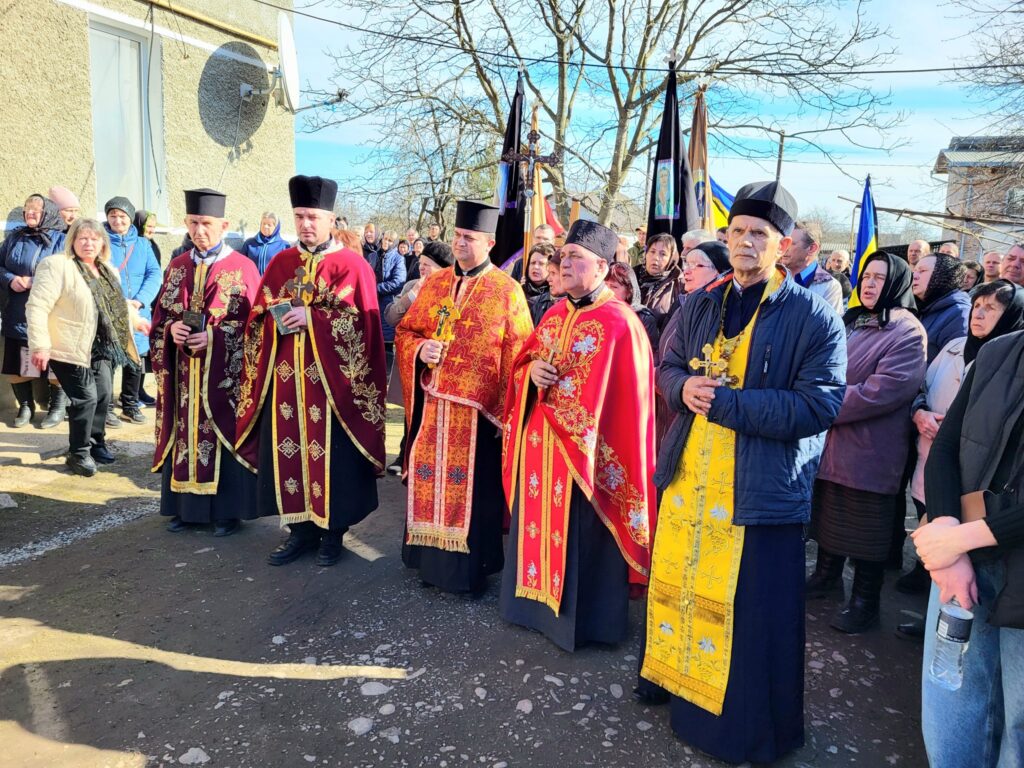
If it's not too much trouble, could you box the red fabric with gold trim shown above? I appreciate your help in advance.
[235,245,387,521]
[503,288,656,607]
[394,264,533,551]
[150,250,259,491]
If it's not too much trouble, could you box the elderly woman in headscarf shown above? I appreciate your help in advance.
[633,232,685,330]
[1,194,67,428]
[26,218,148,476]
[133,209,162,265]
[913,252,970,363]
[652,240,732,447]
[807,251,928,634]
[241,212,288,276]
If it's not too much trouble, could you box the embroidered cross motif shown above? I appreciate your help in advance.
[307,440,326,462]
[309,405,323,423]
[527,521,539,539]
[528,430,542,448]
[415,464,435,481]
[276,361,295,382]
[278,437,300,459]
[284,477,299,495]
[447,466,468,485]
[305,363,321,384]
[312,481,323,499]
[279,402,294,420]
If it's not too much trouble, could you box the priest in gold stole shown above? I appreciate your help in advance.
[394,201,533,595]
[638,181,847,764]
[500,219,656,651]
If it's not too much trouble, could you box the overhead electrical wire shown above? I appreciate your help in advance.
[243,0,1020,79]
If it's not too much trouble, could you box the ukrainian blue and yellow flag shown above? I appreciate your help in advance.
[709,177,734,231]
[848,176,878,309]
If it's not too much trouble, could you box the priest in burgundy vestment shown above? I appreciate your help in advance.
[236,175,387,567]
[152,188,260,536]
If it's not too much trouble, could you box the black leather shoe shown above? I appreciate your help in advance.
[66,454,97,477]
[315,533,343,566]
[268,533,318,566]
[166,516,186,533]
[40,385,67,429]
[896,620,926,641]
[90,443,116,464]
[214,520,241,537]
[633,685,670,706]
[138,389,156,407]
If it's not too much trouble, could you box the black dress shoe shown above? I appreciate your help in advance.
[90,443,116,464]
[896,620,926,641]
[268,533,318,566]
[633,685,670,705]
[66,454,97,477]
[315,533,343,567]
[166,516,186,533]
[138,389,156,407]
[214,520,241,537]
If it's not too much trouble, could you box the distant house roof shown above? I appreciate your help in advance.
[935,136,1024,174]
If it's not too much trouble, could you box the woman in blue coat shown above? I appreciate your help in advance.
[103,197,161,426]
[241,212,289,275]
[1,194,67,427]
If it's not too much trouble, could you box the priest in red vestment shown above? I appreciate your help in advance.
[236,175,387,567]
[500,219,656,651]
[394,201,534,595]
[151,188,261,536]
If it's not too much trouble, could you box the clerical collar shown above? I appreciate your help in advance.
[454,260,491,278]
[567,284,607,308]
[299,239,333,256]
[192,242,225,264]
[731,276,769,296]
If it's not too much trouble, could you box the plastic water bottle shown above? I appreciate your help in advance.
[928,601,974,691]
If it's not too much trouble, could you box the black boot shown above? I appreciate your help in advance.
[830,560,884,634]
[896,560,931,595]
[315,531,344,566]
[40,384,68,429]
[806,547,846,600]
[11,381,34,428]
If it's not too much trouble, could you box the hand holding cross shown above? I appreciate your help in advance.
[286,266,316,307]
[689,343,736,386]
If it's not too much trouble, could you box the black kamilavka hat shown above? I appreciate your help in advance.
[289,175,338,212]
[454,201,499,233]
[184,188,226,218]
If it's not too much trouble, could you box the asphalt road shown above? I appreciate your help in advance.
[0,411,929,768]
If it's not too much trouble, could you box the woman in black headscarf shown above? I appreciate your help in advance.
[913,252,970,362]
[809,251,929,634]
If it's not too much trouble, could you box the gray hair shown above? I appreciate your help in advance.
[261,211,278,224]
[681,229,712,248]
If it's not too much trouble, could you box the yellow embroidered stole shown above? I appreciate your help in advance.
[641,271,778,715]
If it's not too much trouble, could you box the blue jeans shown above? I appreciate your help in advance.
[922,559,1024,767]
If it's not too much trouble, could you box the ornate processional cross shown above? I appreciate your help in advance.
[502,105,562,257]
[689,343,737,387]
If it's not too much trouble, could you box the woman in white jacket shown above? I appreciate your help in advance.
[26,219,147,476]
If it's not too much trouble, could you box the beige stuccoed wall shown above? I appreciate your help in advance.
[0,0,295,413]
[0,0,295,253]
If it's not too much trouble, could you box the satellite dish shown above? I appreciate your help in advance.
[277,12,299,112]
[240,12,299,112]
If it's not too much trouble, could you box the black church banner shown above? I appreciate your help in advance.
[491,74,526,266]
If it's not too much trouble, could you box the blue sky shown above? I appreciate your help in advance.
[292,0,994,231]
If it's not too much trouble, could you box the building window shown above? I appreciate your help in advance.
[88,22,164,216]
[1008,188,1024,218]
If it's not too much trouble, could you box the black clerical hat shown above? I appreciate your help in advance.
[454,201,499,233]
[288,175,338,212]
[184,188,226,218]
[563,219,618,263]
[728,180,798,236]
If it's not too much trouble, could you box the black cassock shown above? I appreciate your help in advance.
[255,399,378,532]
[499,485,630,652]
[160,451,256,524]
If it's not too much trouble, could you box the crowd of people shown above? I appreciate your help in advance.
[2,176,1024,766]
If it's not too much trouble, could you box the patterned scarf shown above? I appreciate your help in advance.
[75,259,137,369]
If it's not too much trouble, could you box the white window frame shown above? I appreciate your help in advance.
[87,19,168,223]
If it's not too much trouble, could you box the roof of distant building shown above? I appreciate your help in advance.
[935,135,1024,174]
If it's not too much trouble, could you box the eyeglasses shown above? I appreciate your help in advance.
[683,261,714,271]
